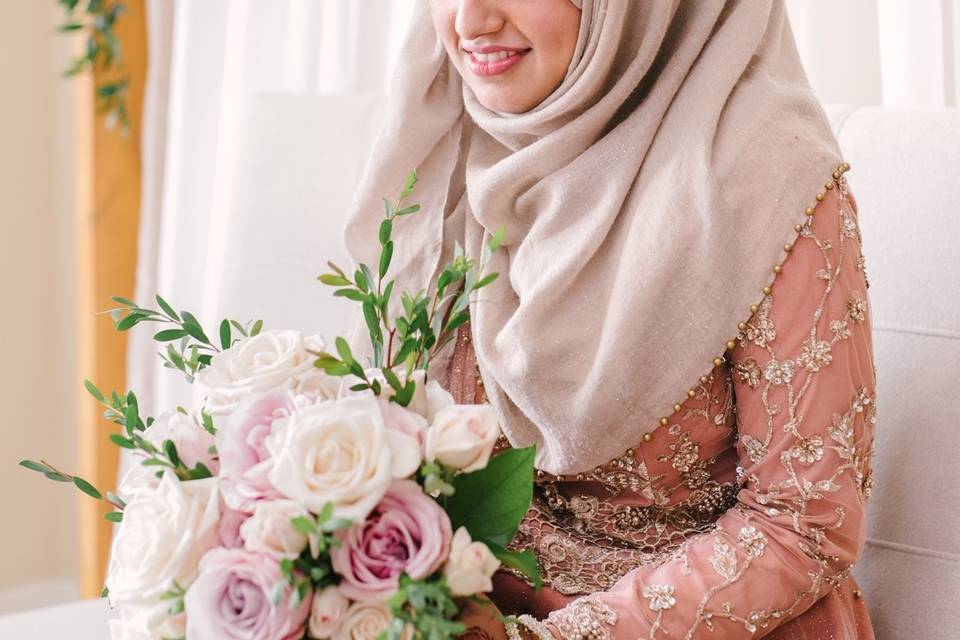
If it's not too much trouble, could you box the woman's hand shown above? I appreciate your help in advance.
[457,595,509,640]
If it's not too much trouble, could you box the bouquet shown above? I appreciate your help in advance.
[21,171,540,640]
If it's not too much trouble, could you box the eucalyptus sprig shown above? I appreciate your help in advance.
[109,295,263,382]
[273,503,353,609]
[381,574,467,640]
[316,170,503,406]
[57,0,131,133]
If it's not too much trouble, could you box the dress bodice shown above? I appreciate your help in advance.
[442,171,877,639]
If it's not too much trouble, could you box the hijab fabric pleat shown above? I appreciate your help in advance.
[343,0,842,475]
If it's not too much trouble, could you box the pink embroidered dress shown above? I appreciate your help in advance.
[443,175,877,639]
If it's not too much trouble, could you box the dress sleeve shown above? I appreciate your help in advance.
[517,177,878,640]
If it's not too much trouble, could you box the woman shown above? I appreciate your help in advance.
[345,1,877,638]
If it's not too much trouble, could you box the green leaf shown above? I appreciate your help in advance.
[104,512,122,523]
[475,272,499,289]
[488,544,542,590]
[73,476,103,500]
[83,379,105,403]
[334,288,367,302]
[379,240,394,279]
[111,296,137,307]
[250,319,264,336]
[395,204,420,216]
[115,313,142,331]
[379,219,393,245]
[155,294,180,321]
[154,328,188,342]
[445,446,535,547]
[335,337,353,364]
[383,197,395,219]
[109,434,136,449]
[318,274,351,287]
[489,225,506,252]
[291,516,318,536]
[163,439,182,468]
[219,319,231,350]
[19,459,48,474]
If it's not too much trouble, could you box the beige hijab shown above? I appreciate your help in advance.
[344,0,842,475]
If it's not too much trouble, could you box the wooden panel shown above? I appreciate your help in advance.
[77,0,147,597]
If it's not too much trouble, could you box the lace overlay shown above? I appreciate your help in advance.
[445,174,877,639]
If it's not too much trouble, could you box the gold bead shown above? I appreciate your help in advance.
[737,321,746,330]
[594,466,603,475]
[805,207,815,216]
[625,448,635,456]
[576,473,585,481]
[750,303,759,313]
[700,374,710,384]
[687,389,696,398]
[842,162,851,172]
[672,403,682,413]
[833,170,842,180]
[815,193,824,202]
[642,432,653,442]
[762,285,772,295]
[793,223,802,232]
[713,356,724,367]
[825,180,835,190]
[773,264,783,274]
[659,417,669,426]
[725,340,736,350]
[783,243,792,252]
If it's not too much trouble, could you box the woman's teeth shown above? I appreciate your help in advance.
[472,51,519,62]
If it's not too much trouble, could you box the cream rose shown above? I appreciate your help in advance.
[266,396,395,521]
[308,586,350,639]
[105,472,220,636]
[443,527,501,596]
[196,330,337,415]
[425,404,500,472]
[240,499,310,561]
[333,601,411,640]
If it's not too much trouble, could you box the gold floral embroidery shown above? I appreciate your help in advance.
[544,596,618,640]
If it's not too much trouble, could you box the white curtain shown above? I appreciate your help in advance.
[787,0,960,107]
[130,0,960,420]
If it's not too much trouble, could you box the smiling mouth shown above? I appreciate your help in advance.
[463,48,531,77]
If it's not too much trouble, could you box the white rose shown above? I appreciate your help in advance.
[106,472,220,636]
[197,330,337,415]
[308,586,350,639]
[266,396,395,520]
[333,601,411,640]
[425,404,500,472]
[240,499,309,561]
[443,527,501,596]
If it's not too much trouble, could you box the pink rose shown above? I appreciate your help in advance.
[217,389,295,512]
[218,508,248,548]
[331,480,452,601]
[184,548,311,640]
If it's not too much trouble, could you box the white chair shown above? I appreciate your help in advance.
[826,105,960,640]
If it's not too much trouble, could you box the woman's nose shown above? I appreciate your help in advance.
[455,0,505,41]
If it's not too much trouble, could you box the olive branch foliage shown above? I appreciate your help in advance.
[57,0,131,133]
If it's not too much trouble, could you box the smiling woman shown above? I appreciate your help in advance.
[429,0,582,113]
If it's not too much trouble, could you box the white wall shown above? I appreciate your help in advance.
[0,0,79,613]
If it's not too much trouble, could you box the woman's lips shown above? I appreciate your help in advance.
[463,47,530,77]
